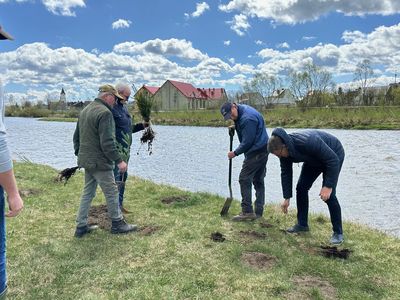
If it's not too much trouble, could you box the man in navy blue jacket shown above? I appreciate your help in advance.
[220,102,269,221]
[267,127,345,244]
[112,83,148,213]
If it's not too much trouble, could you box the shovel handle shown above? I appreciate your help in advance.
[228,127,234,193]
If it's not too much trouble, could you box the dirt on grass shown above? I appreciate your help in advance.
[88,204,111,230]
[319,245,352,259]
[259,221,274,228]
[285,275,337,300]
[161,195,189,204]
[239,230,267,239]
[139,225,160,236]
[19,188,41,197]
[211,232,225,242]
[241,252,277,270]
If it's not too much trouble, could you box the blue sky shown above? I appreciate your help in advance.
[0,0,399,102]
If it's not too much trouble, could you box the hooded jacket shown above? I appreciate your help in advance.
[271,128,344,199]
[73,98,122,170]
[234,104,268,159]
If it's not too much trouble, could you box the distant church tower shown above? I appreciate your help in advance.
[59,88,66,110]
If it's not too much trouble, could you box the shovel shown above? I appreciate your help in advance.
[220,126,235,216]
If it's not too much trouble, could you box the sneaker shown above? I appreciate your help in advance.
[74,224,98,238]
[111,219,138,234]
[232,212,257,222]
[330,232,344,245]
[286,224,310,233]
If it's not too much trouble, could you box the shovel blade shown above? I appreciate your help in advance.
[220,197,233,216]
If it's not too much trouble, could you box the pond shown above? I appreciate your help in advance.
[5,117,400,238]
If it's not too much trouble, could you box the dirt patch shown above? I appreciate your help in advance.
[285,275,337,300]
[319,246,352,259]
[241,252,277,270]
[88,204,111,230]
[139,225,160,236]
[259,221,274,228]
[19,188,41,197]
[210,232,225,242]
[239,230,267,239]
[161,195,189,204]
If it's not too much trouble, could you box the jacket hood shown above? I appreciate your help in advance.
[271,127,297,157]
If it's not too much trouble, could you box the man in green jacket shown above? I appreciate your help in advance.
[73,84,137,237]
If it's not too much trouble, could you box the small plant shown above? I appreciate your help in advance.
[135,93,155,155]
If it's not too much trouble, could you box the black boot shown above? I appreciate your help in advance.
[111,219,138,234]
[74,224,98,238]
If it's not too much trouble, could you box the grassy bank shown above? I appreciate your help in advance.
[7,162,400,299]
[40,106,400,129]
[151,106,400,129]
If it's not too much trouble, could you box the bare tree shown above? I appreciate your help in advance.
[243,73,281,107]
[353,59,374,105]
[289,63,335,106]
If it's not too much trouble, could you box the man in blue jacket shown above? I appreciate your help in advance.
[267,128,345,244]
[220,102,269,221]
[112,83,148,213]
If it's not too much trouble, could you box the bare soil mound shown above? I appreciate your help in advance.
[241,252,277,270]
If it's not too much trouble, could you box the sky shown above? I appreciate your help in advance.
[0,0,399,102]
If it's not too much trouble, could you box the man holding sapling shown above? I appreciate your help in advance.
[220,102,269,221]
[112,83,150,213]
[73,84,137,237]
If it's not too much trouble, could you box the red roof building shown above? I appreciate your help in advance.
[134,79,228,111]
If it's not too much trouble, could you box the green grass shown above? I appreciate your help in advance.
[35,106,400,129]
[151,106,400,130]
[7,162,400,299]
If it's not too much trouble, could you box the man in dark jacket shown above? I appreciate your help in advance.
[112,83,148,213]
[220,102,269,221]
[73,84,137,237]
[267,127,345,244]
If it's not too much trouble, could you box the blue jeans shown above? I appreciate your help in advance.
[0,186,7,297]
[296,157,344,234]
[238,152,269,216]
[113,166,127,207]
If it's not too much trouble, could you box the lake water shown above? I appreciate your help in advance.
[5,117,400,238]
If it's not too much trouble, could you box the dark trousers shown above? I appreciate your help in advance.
[239,152,268,216]
[296,158,344,234]
[113,166,128,207]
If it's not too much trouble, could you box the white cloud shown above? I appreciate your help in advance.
[113,38,208,61]
[255,23,400,79]
[185,2,210,18]
[255,40,264,45]
[341,30,367,43]
[223,40,231,46]
[42,0,86,17]
[277,42,290,49]
[227,14,250,36]
[112,19,132,30]
[219,0,400,24]
[1,23,400,100]
[302,36,316,41]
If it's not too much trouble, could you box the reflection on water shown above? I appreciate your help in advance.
[5,117,400,238]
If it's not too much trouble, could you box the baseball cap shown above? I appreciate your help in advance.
[98,84,124,100]
[0,26,14,40]
[220,102,233,120]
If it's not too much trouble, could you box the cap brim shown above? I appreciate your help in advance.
[223,113,231,120]
[0,29,14,40]
[115,92,124,100]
